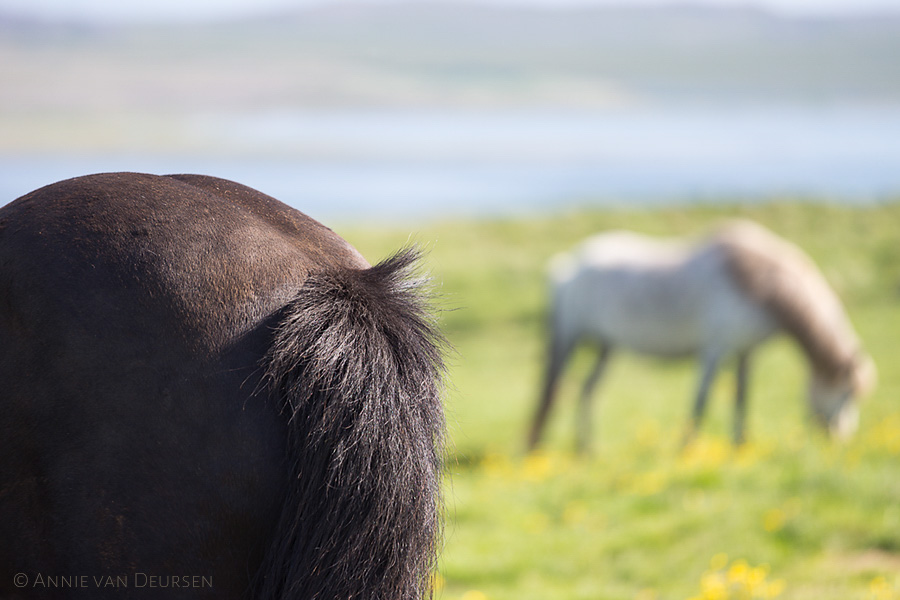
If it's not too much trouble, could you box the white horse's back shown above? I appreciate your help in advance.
[551,228,777,358]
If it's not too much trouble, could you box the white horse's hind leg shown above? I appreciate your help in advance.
[528,337,577,451]
[575,345,612,454]
[733,352,750,445]
[682,352,721,446]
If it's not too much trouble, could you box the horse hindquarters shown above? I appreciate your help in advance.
[0,174,445,600]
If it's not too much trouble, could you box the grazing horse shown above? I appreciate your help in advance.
[0,173,445,599]
[528,220,875,452]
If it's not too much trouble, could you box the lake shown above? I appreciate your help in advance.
[2,106,899,223]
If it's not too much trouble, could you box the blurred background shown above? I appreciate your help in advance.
[3,2,899,599]
[2,0,899,221]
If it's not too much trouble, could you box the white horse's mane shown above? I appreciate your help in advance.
[714,219,873,393]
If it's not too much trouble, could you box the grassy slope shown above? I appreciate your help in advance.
[338,202,900,600]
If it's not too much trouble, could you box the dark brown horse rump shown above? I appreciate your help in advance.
[0,173,445,599]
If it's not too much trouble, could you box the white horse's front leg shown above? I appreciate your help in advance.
[575,345,612,454]
[682,352,721,446]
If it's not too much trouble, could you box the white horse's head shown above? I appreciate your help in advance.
[808,354,876,439]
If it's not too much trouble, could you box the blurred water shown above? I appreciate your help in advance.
[2,106,899,223]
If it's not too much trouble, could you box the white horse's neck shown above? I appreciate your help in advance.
[716,220,861,382]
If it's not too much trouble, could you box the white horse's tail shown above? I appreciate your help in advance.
[548,251,579,286]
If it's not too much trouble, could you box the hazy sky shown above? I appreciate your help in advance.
[1,0,898,23]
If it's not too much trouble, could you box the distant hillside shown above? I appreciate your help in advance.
[1,2,899,115]
[263,3,900,104]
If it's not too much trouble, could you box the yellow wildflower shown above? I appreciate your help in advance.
[727,559,750,584]
[747,565,769,591]
[763,508,787,532]
[520,451,553,482]
[869,576,896,600]
[700,571,728,600]
[690,557,785,599]
[481,452,514,479]
[679,436,731,469]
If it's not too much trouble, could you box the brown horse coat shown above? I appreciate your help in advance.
[0,173,445,599]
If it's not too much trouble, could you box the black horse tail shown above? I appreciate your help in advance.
[255,248,446,600]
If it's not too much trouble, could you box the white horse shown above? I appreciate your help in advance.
[527,219,876,452]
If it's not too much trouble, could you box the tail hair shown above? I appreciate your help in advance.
[256,248,446,600]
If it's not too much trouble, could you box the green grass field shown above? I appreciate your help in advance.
[338,202,900,600]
